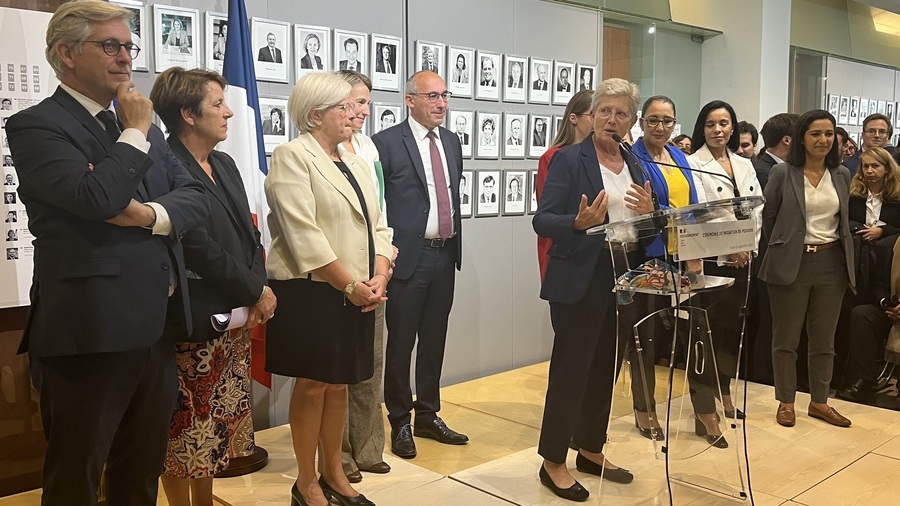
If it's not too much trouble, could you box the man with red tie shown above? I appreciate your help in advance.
[372,71,467,460]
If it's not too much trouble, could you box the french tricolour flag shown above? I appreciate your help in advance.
[218,0,272,388]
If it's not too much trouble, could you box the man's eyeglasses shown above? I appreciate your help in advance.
[865,128,889,136]
[596,108,631,121]
[83,39,141,59]
[642,116,676,128]
[409,91,452,103]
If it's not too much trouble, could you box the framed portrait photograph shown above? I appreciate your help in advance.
[475,169,501,217]
[446,46,474,98]
[294,24,330,81]
[334,29,368,75]
[553,115,564,142]
[475,111,500,159]
[475,50,501,101]
[259,96,289,154]
[529,57,551,104]
[528,169,539,214]
[878,99,888,116]
[416,40,444,78]
[502,112,527,159]
[448,109,474,158]
[859,97,870,125]
[459,169,474,218]
[838,95,850,125]
[371,103,401,135]
[153,4,199,73]
[888,101,896,124]
[826,94,839,118]
[849,96,860,126]
[576,63,595,92]
[552,60,575,106]
[502,170,527,215]
[370,34,401,92]
[252,18,291,83]
[528,113,552,159]
[205,12,227,74]
[113,0,148,72]
[503,55,528,103]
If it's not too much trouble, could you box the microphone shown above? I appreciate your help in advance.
[622,139,751,220]
[612,133,664,230]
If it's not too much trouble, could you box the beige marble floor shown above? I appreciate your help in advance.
[3,361,900,505]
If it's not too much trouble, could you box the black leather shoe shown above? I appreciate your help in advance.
[414,417,469,445]
[575,452,634,484]
[539,464,589,502]
[837,379,876,404]
[346,470,362,483]
[695,417,728,448]
[391,424,417,458]
[317,476,375,506]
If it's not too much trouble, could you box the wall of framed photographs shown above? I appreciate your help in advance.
[823,56,900,146]
[117,0,603,427]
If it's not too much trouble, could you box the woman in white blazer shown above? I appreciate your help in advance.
[687,100,764,440]
[265,72,391,506]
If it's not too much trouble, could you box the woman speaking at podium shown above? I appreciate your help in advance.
[532,78,654,502]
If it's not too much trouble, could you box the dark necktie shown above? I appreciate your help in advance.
[96,110,121,144]
[426,131,452,240]
[385,60,391,73]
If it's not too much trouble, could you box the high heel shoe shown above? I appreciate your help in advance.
[695,416,728,448]
[633,412,665,441]
[290,481,311,506]
[317,476,375,505]
[724,408,745,420]
[539,464,590,502]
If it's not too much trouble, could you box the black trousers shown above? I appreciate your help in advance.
[31,335,177,506]
[845,303,891,383]
[538,260,626,464]
[384,241,456,428]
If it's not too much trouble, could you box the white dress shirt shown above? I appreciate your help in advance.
[407,118,455,239]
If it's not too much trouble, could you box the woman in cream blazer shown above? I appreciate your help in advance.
[265,72,390,506]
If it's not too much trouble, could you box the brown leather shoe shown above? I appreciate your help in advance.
[346,470,363,483]
[776,403,795,427]
[359,461,391,474]
[808,403,851,427]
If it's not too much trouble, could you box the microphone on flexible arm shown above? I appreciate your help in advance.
[618,137,752,221]
[611,133,665,230]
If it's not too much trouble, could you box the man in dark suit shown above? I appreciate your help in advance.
[375,44,395,74]
[453,115,469,145]
[257,33,283,63]
[507,61,524,88]
[556,67,571,92]
[753,113,798,191]
[372,70,467,460]
[421,47,439,72]
[533,117,547,147]
[844,113,898,174]
[479,57,496,87]
[4,2,208,504]
[532,64,548,90]
[339,38,361,71]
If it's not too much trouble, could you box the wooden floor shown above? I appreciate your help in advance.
[3,362,900,505]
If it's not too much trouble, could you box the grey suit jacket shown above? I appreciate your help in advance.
[758,162,855,290]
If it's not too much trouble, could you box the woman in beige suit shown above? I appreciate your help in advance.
[759,109,855,428]
[265,72,392,506]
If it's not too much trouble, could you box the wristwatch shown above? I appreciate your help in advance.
[343,280,358,295]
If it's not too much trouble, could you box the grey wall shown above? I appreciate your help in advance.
[129,0,602,428]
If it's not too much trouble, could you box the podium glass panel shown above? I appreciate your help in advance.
[587,197,763,504]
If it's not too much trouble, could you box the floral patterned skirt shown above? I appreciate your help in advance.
[163,328,255,478]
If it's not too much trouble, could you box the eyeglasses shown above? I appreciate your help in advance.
[865,128,889,136]
[409,91,452,103]
[596,108,632,121]
[82,39,141,59]
[643,116,676,128]
[330,102,355,115]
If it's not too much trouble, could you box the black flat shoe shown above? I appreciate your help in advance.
[574,452,634,484]
[539,464,589,502]
[317,476,374,506]
[695,416,728,448]
[634,421,665,441]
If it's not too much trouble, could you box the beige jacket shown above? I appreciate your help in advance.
[265,133,393,282]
